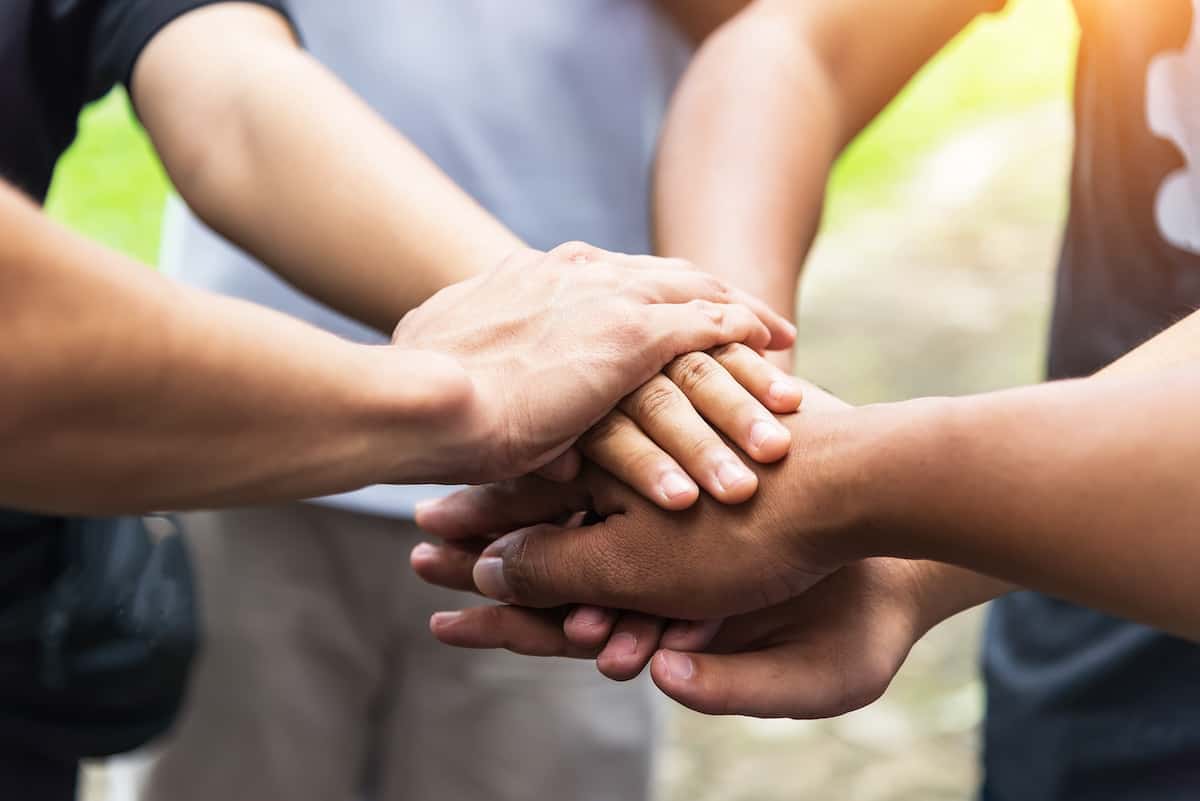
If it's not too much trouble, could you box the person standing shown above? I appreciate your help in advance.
[135,3,749,801]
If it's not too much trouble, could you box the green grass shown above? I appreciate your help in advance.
[44,0,1076,263]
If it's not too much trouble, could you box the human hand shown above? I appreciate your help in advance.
[390,242,795,484]
[413,383,872,621]
[422,559,1008,718]
[546,343,805,508]
[426,559,926,717]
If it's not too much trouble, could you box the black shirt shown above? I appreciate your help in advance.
[0,0,289,707]
[984,1,1200,799]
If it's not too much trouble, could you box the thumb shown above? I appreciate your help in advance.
[649,644,888,720]
[473,520,643,610]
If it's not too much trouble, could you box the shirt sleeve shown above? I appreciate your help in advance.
[84,0,297,101]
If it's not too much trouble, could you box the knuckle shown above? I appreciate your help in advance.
[502,533,542,602]
[689,298,724,326]
[630,381,681,424]
[703,275,732,300]
[551,240,600,263]
[709,341,753,365]
[669,351,720,394]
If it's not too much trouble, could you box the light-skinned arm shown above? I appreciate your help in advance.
[128,2,805,506]
[584,0,1006,499]
[0,175,781,515]
[653,0,1007,340]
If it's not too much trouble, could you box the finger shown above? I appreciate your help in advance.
[563,605,619,649]
[604,375,758,504]
[473,521,653,611]
[726,288,796,351]
[579,408,700,510]
[430,605,600,659]
[627,264,796,350]
[660,619,724,652]
[709,343,804,415]
[411,541,486,594]
[650,643,885,719]
[596,613,665,681]
[536,448,582,482]
[414,477,591,540]
[647,300,773,362]
[664,352,793,466]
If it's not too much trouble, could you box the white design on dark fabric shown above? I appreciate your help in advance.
[1147,0,1200,254]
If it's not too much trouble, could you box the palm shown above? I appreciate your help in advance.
[652,558,924,719]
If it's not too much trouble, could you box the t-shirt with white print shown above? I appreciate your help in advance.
[986,3,1200,800]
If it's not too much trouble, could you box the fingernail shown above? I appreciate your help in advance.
[660,651,695,681]
[411,542,439,561]
[610,632,638,656]
[473,557,513,602]
[569,607,609,628]
[714,460,755,494]
[767,380,798,404]
[430,611,462,628]
[749,419,787,451]
[660,471,695,502]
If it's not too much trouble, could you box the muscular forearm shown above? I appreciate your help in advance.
[0,185,469,515]
[132,3,522,334]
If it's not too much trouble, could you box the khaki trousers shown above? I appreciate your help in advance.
[140,504,658,801]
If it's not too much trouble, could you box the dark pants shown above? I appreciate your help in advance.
[0,745,77,801]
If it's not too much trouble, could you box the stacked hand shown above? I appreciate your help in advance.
[391,242,802,490]
[410,384,998,718]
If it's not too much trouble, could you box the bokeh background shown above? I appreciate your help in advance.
[57,2,1078,799]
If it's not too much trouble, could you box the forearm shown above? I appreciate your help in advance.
[856,367,1200,640]
[654,0,998,360]
[133,4,522,334]
[0,185,469,515]
[654,5,837,318]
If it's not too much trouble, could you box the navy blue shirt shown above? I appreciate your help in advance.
[984,1,1200,798]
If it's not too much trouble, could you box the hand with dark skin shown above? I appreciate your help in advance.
[424,558,1006,718]
[414,310,1200,722]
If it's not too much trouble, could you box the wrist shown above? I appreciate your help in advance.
[800,397,953,565]
[352,345,478,483]
[848,396,960,561]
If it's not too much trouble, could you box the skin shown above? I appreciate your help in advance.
[587,0,1001,491]
[1,2,803,514]
[415,309,1200,716]
[411,0,1200,717]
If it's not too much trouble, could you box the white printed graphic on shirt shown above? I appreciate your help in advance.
[1147,0,1200,254]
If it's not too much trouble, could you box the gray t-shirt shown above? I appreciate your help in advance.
[160,0,691,519]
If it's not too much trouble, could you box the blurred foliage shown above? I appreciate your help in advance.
[44,88,170,266]
[825,0,1077,225]
[44,0,1076,265]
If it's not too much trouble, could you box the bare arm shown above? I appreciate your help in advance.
[0,182,467,515]
[653,0,1004,343]
[131,3,522,334]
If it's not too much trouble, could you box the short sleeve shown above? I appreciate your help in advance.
[84,0,297,101]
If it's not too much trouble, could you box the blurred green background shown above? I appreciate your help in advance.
[45,0,1075,265]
